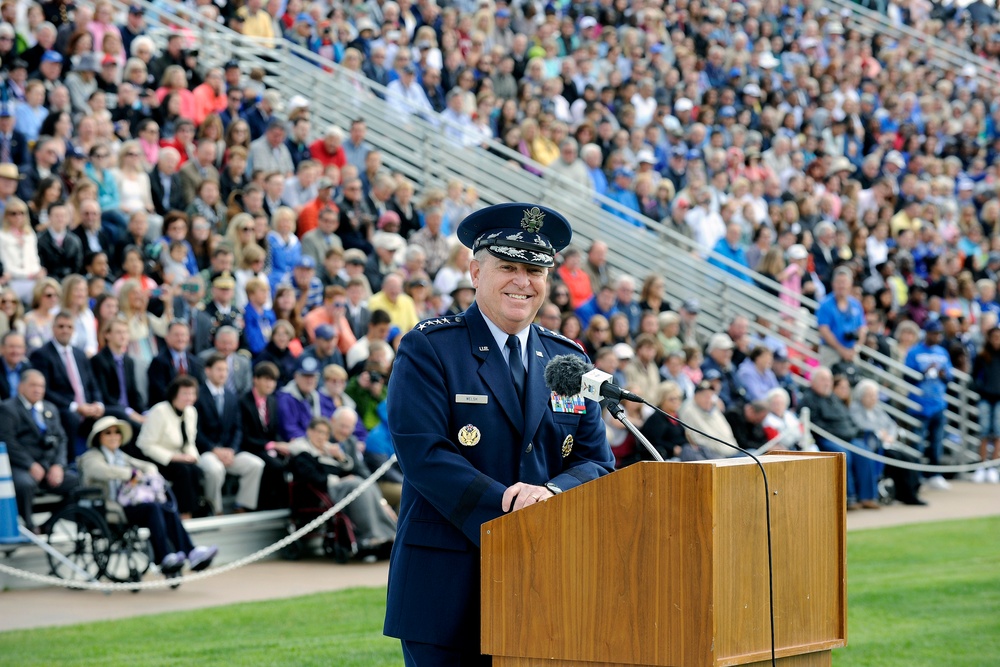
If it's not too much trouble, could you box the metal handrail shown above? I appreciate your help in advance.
[120,0,982,457]
[829,0,1000,86]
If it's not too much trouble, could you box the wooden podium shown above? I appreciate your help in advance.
[481,453,847,667]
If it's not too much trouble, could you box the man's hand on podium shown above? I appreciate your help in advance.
[502,482,554,512]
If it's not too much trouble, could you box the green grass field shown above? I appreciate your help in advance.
[1,517,997,666]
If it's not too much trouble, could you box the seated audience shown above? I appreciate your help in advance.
[639,381,687,461]
[678,379,737,460]
[0,370,79,532]
[799,368,880,511]
[79,417,218,574]
[195,353,264,515]
[287,415,396,555]
[136,375,204,518]
[851,379,926,506]
[277,356,335,441]
[762,388,806,451]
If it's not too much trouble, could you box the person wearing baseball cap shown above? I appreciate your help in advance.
[604,167,642,227]
[385,202,613,662]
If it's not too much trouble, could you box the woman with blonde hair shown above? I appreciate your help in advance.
[388,177,420,237]
[755,246,790,299]
[155,65,196,120]
[114,139,157,222]
[432,243,472,312]
[197,114,226,168]
[0,286,27,335]
[0,198,44,304]
[118,279,173,404]
[234,244,270,311]
[267,206,302,291]
[60,274,98,356]
[24,278,63,352]
[225,212,257,267]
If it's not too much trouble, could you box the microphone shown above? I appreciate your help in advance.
[544,355,644,403]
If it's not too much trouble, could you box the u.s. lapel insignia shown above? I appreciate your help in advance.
[458,424,481,447]
[561,434,574,458]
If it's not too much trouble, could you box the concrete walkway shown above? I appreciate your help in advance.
[1,480,997,633]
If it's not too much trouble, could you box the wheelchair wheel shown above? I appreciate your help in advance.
[280,521,304,561]
[102,527,153,584]
[46,505,111,583]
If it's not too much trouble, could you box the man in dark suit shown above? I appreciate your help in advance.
[344,277,371,340]
[147,319,205,406]
[37,202,84,280]
[383,203,615,662]
[0,369,78,531]
[195,353,262,514]
[238,361,289,509]
[90,319,146,429]
[0,330,30,401]
[17,136,62,201]
[148,144,186,216]
[0,103,30,167]
[172,275,214,355]
[176,139,220,208]
[73,199,115,259]
[28,312,106,461]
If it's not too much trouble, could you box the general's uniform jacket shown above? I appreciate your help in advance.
[384,302,614,650]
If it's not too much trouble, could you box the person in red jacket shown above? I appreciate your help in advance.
[309,125,347,169]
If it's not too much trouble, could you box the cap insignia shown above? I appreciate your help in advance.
[521,206,545,233]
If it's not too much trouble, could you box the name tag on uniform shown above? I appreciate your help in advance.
[456,394,489,404]
[550,392,586,415]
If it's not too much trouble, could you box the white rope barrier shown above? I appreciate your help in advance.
[808,424,1000,474]
[0,455,397,591]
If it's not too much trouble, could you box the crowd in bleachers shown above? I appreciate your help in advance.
[5,0,1000,572]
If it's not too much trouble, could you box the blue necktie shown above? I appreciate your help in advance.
[31,405,46,433]
[115,356,129,406]
[506,334,526,407]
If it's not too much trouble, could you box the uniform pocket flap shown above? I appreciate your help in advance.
[402,519,470,552]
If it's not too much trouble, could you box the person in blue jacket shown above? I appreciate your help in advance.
[384,203,615,665]
[904,317,953,491]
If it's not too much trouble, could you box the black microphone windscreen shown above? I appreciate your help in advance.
[544,354,591,396]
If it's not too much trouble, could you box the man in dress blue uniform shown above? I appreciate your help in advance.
[384,203,615,665]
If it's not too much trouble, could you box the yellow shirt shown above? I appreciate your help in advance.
[238,7,276,41]
[368,291,419,334]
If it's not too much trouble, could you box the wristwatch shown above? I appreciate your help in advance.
[545,482,563,495]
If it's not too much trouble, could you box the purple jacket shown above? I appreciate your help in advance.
[275,386,335,441]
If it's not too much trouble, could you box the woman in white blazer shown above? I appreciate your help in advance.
[136,375,202,518]
[80,416,217,574]
[0,197,45,304]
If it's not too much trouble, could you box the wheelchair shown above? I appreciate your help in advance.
[279,477,358,563]
[41,487,155,588]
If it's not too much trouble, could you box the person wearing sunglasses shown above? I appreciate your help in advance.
[80,416,218,575]
[0,197,44,304]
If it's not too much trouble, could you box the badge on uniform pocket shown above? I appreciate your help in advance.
[458,424,481,446]
[561,435,573,458]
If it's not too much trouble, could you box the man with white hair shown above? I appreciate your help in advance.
[310,125,347,169]
[581,143,608,196]
[547,138,591,192]
[150,147,185,216]
[247,117,295,177]
[364,231,404,293]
